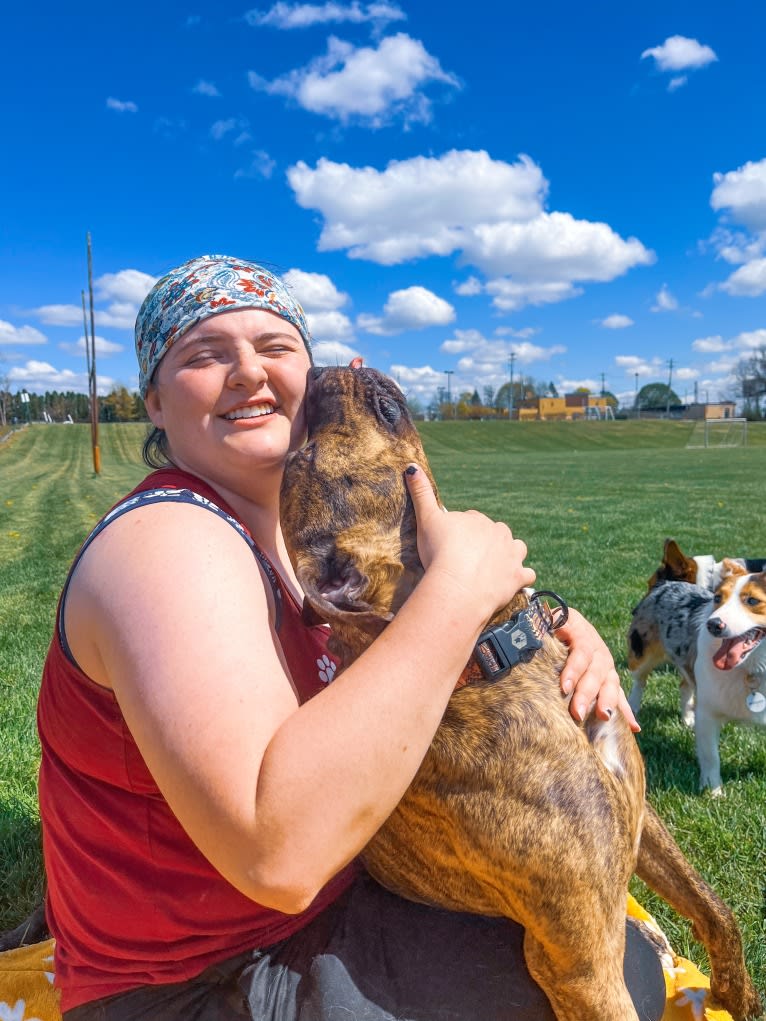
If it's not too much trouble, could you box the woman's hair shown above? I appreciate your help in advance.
[142,426,173,469]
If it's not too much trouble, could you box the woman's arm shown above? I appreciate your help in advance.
[66,469,534,914]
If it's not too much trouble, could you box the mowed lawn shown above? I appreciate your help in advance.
[1,420,765,995]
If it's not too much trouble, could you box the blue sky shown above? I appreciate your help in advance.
[3,0,766,409]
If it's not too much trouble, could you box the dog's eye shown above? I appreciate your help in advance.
[377,395,402,428]
[746,596,761,607]
[713,593,722,604]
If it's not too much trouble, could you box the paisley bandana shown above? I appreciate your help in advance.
[135,254,312,396]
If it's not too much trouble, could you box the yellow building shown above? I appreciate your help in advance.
[515,394,612,421]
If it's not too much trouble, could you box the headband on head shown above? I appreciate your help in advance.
[134,254,312,397]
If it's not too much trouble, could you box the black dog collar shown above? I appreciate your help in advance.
[473,591,569,683]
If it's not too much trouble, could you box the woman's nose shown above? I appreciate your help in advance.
[227,348,268,387]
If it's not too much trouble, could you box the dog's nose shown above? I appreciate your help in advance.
[707,617,726,637]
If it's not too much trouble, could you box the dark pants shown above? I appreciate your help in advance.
[65,874,666,1021]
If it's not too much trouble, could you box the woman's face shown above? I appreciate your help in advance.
[145,308,312,487]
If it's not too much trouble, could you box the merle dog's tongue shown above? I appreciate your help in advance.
[713,633,758,670]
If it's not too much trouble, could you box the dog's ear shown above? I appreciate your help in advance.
[663,538,695,575]
[721,558,748,579]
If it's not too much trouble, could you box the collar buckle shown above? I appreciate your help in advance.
[473,591,568,684]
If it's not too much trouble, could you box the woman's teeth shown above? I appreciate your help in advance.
[225,405,274,420]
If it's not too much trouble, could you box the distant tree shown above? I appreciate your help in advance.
[482,385,495,407]
[102,386,140,422]
[637,382,680,410]
[735,345,766,417]
[406,394,424,420]
[547,380,558,397]
[602,390,619,410]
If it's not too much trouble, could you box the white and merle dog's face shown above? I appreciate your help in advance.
[705,562,766,672]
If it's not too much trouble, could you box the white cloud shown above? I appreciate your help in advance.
[8,360,115,396]
[707,227,764,266]
[667,75,688,92]
[494,326,540,339]
[651,284,679,312]
[193,80,221,97]
[288,151,653,311]
[282,269,354,343]
[454,276,483,296]
[289,150,545,263]
[485,279,581,312]
[641,35,717,72]
[440,329,565,370]
[466,212,653,281]
[692,335,730,353]
[734,327,766,350]
[245,1,405,29]
[312,339,361,364]
[711,158,766,234]
[306,309,355,341]
[59,335,125,357]
[211,118,239,140]
[96,269,156,306]
[249,33,459,125]
[674,366,699,381]
[599,314,634,329]
[0,321,47,346]
[234,150,276,179]
[718,258,766,297]
[106,97,138,113]
[614,355,664,375]
[31,268,156,330]
[357,286,455,335]
[558,376,600,393]
[283,268,350,311]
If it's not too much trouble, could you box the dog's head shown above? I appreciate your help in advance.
[705,560,766,670]
[280,362,437,664]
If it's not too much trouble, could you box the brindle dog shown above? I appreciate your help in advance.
[279,364,761,1021]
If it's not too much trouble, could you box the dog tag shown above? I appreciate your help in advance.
[746,691,766,713]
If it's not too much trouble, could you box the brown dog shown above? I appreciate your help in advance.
[280,364,761,1021]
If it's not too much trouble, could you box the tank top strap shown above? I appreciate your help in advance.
[58,487,283,667]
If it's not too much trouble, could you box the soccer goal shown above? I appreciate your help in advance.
[686,417,748,448]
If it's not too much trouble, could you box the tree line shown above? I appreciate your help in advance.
[0,386,146,428]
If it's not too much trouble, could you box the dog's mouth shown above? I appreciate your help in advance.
[713,628,766,670]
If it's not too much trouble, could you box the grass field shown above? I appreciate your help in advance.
[1,420,765,997]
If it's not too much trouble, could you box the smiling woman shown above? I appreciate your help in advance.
[34,253,661,1021]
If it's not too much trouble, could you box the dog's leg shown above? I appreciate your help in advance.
[522,905,639,1021]
[636,804,761,1020]
[678,667,696,728]
[626,671,647,716]
[694,703,724,795]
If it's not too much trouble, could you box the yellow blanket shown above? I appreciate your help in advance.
[0,899,737,1020]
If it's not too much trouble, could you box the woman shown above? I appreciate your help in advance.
[38,254,663,1020]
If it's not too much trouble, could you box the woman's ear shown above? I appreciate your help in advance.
[143,384,164,429]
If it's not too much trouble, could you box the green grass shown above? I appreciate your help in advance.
[1,420,765,999]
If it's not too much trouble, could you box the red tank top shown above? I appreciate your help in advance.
[37,468,357,1012]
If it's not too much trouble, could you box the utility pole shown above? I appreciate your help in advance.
[444,370,454,419]
[634,372,640,419]
[508,352,515,421]
[86,232,101,473]
[666,358,674,418]
[600,372,606,396]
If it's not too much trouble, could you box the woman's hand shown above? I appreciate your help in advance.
[405,464,536,624]
[556,608,639,732]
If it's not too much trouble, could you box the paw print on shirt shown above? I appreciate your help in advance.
[317,654,337,684]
